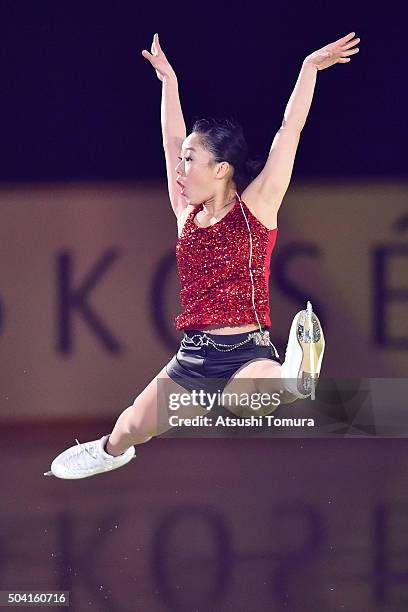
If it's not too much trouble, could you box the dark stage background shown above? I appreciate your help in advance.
[1,1,406,182]
[1,2,408,611]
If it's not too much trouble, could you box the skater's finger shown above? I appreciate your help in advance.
[141,49,153,61]
[154,33,162,51]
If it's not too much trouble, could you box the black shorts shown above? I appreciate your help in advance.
[165,328,282,397]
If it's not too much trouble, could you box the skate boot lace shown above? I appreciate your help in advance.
[75,438,97,458]
[62,439,112,474]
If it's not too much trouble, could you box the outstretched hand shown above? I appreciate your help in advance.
[304,32,360,71]
[142,33,175,81]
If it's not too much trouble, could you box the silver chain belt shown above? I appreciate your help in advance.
[181,329,273,352]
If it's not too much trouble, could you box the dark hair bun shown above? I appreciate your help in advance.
[245,157,265,181]
[191,116,265,193]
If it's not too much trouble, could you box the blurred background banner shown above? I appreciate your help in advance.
[0,181,406,422]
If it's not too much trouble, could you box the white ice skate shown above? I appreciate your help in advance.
[43,434,136,480]
[281,301,325,400]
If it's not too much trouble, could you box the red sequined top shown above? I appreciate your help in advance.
[174,196,278,331]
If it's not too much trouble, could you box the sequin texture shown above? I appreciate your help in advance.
[174,196,278,330]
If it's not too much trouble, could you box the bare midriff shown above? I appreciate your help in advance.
[185,323,260,335]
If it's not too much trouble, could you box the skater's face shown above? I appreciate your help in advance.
[175,132,232,205]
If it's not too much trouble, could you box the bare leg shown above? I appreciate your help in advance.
[242,360,299,405]
[106,366,208,456]
[220,359,298,417]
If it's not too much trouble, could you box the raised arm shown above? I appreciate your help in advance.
[243,32,360,210]
[142,34,187,217]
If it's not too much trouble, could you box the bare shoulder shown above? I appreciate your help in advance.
[177,204,195,237]
[241,183,281,230]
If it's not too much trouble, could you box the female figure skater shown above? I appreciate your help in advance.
[45,31,360,479]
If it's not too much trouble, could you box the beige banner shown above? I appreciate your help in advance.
[0,181,406,422]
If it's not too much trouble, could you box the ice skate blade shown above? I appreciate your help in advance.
[282,303,325,401]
